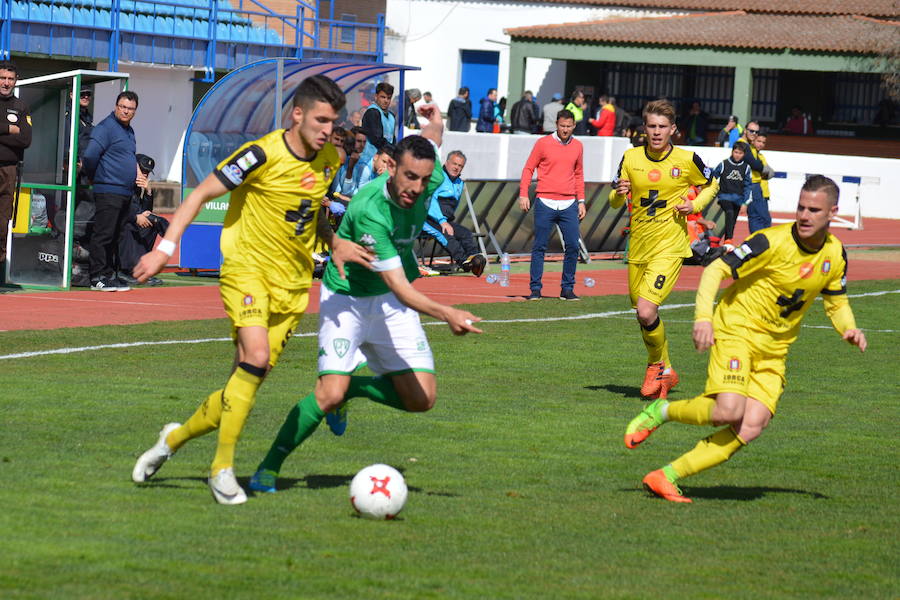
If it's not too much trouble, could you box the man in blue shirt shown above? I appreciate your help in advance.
[424,150,485,276]
[82,90,140,291]
[359,82,396,167]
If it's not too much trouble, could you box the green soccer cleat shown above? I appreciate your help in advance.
[249,468,278,494]
[624,398,667,449]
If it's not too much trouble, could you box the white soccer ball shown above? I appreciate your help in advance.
[349,463,408,520]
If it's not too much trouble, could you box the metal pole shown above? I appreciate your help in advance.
[274,58,284,131]
[397,69,405,140]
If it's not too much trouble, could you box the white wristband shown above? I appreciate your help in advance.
[157,239,176,257]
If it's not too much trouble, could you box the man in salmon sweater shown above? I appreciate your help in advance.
[518,109,586,300]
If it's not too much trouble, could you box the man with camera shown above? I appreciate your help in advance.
[117,153,168,286]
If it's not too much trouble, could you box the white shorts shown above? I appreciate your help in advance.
[317,285,435,376]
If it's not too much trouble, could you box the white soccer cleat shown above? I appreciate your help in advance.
[132,422,180,483]
[208,468,248,505]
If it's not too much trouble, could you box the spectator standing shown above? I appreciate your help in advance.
[476,88,497,132]
[784,105,814,135]
[447,87,472,132]
[359,82,396,166]
[710,141,752,242]
[589,94,616,136]
[715,115,743,148]
[495,97,507,132]
[753,131,775,229]
[541,93,564,133]
[612,97,630,136]
[518,109,586,301]
[81,90,141,291]
[510,91,538,134]
[0,61,32,267]
[564,90,586,135]
[403,88,422,131]
[736,121,770,233]
[424,150,486,276]
[679,101,709,145]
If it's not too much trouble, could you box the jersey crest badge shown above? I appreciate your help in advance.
[728,357,741,371]
[242,294,254,306]
[821,260,831,274]
[670,167,681,178]
[324,166,333,180]
[333,338,350,358]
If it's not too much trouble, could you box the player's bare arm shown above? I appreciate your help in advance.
[314,211,375,276]
[379,267,482,335]
[133,172,229,282]
[417,103,444,149]
[692,320,715,352]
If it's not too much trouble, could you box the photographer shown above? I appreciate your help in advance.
[118,154,167,286]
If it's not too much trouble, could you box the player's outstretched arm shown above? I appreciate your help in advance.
[379,267,482,335]
[842,329,867,352]
[824,294,867,352]
[692,259,730,351]
[133,172,229,282]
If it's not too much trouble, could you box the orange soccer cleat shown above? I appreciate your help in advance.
[651,367,679,400]
[640,362,665,397]
[642,469,692,503]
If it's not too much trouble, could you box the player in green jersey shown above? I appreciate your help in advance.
[250,115,482,492]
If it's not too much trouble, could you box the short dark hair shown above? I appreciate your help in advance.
[395,135,435,164]
[293,75,345,111]
[458,86,469,96]
[332,126,346,138]
[0,61,19,76]
[802,174,839,206]
[556,109,575,122]
[117,90,139,106]
[732,141,749,154]
[350,126,365,137]
[446,149,466,163]
[375,82,394,96]
[487,87,497,96]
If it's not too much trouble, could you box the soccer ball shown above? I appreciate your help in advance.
[349,464,408,520]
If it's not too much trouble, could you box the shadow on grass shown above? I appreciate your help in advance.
[620,486,829,501]
[587,384,643,399]
[257,473,462,498]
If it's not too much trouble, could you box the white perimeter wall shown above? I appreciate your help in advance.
[385,0,676,108]
[91,65,195,182]
[437,132,900,220]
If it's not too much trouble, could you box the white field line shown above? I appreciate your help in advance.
[1,290,896,361]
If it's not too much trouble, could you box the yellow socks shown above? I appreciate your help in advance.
[210,362,266,475]
[670,426,747,479]
[640,316,670,367]
[165,389,225,452]
[666,395,716,426]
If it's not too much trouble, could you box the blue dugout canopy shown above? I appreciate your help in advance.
[180,58,420,269]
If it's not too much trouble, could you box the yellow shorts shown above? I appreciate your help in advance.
[628,256,684,308]
[704,336,786,414]
[220,270,309,367]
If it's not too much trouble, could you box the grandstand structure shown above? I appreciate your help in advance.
[1,0,386,77]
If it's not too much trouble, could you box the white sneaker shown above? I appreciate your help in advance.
[131,422,180,483]
[209,468,248,505]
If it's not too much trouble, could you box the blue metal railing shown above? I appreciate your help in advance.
[0,0,385,77]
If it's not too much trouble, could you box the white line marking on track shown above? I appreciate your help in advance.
[1,290,896,361]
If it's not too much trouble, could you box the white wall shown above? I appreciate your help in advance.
[437,133,900,220]
[385,0,677,108]
[92,65,195,182]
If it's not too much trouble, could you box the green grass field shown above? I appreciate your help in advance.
[2,280,898,599]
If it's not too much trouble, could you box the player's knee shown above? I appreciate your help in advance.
[636,306,658,327]
[402,389,436,413]
[713,403,744,425]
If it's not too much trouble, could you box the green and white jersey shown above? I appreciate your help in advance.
[323,164,444,297]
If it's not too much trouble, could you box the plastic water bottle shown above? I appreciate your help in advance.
[584,277,596,288]
[499,253,511,287]
[485,273,499,284]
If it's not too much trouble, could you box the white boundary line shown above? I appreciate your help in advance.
[1,290,897,361]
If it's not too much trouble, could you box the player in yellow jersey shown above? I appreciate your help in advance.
[609,100,718,399]
[130,75,375,505]
[624,175,867,503]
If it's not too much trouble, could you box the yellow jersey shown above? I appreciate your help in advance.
[758,151,770,198]
[699,222,852,353]
[612,144,712,262]
[213,129,340,290]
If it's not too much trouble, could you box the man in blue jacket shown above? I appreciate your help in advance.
[424,150,485,276]
[476,88,497,133]
[81,90,140,291]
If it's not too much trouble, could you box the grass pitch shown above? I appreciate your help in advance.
[1,280,898,599]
